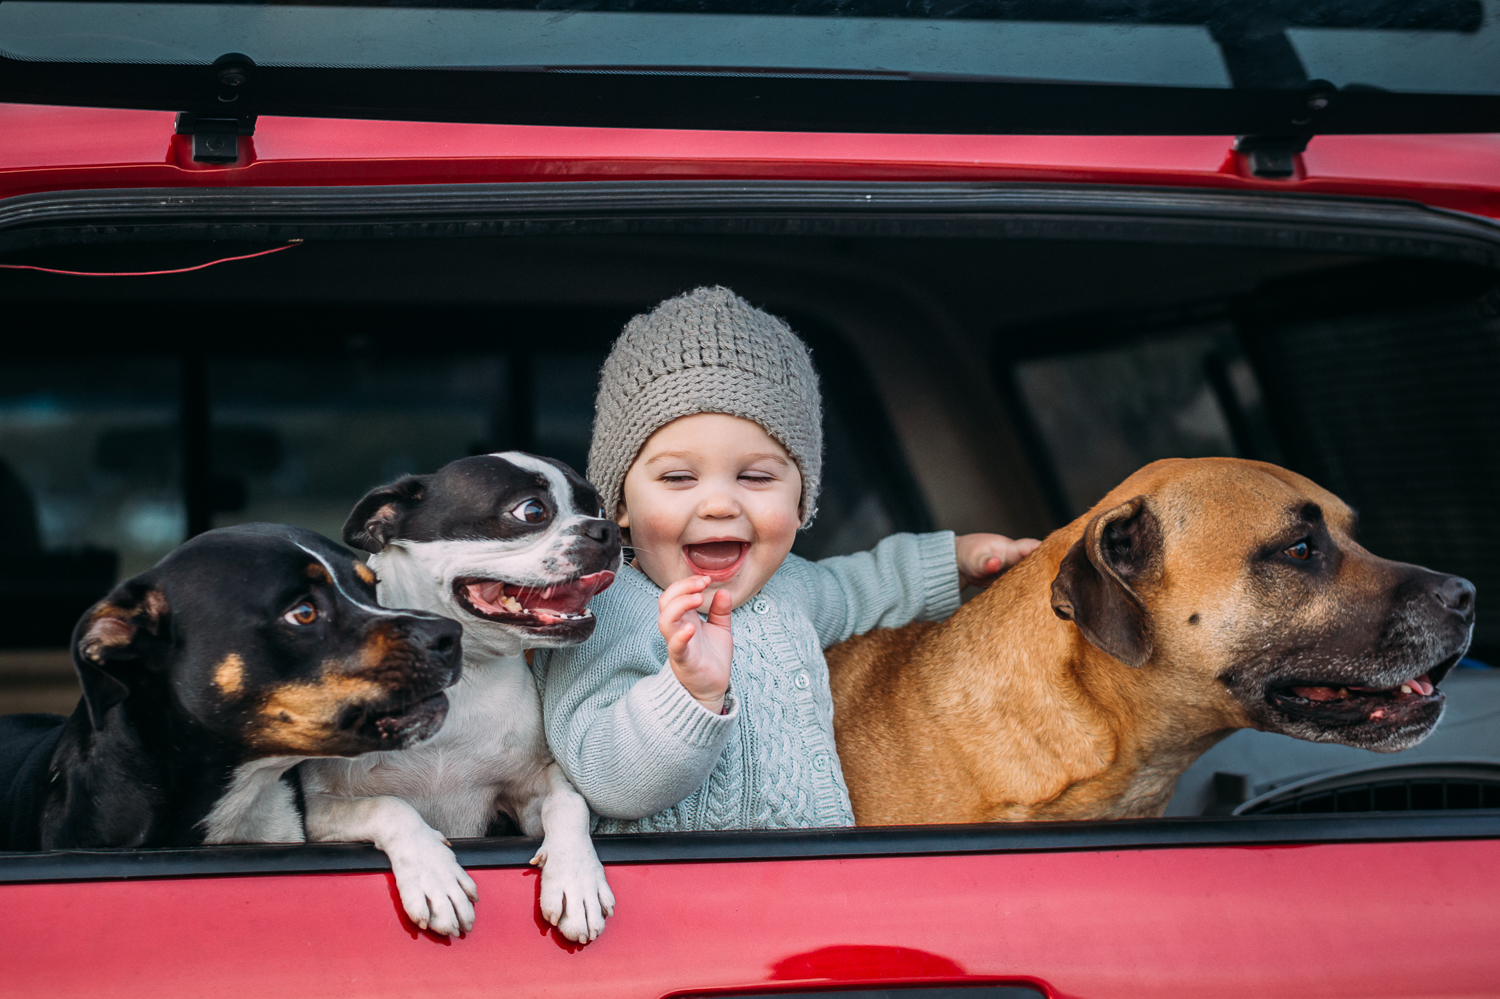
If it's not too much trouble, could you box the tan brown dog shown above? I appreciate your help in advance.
[827,457,1476,825]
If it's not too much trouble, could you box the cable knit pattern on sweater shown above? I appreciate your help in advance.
[536,531,960,833]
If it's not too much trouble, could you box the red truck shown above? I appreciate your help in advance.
[2,3,1499,996]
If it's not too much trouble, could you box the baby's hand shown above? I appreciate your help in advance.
[658,576,734,714]
[956,533,1041,589]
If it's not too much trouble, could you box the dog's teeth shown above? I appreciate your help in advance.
[542,586,554,599]
[1400,684,1413,694]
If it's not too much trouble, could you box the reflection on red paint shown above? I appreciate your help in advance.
[385,871,457,946]
[769,944,965,981]
[525,866,589,953]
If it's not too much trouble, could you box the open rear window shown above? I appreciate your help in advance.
[1,179,1498,878]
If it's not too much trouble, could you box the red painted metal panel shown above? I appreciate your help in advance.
[3,840,1496,998]
[2,103,1498,219]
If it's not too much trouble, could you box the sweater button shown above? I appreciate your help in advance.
[794,670,810,690]
[812,753,830,772]
[751,597,771,615]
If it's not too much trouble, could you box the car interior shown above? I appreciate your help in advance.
[3,217,1499,831]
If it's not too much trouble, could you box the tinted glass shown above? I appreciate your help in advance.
[206,355,511,542]
[1014,324,1280,517]
[0,317,918,714]
[0,358,180,621]
[3,1,1496,95]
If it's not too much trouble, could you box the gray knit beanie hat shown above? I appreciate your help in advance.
[588,287,823,527]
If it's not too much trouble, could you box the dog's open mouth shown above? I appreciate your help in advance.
[343,690,450,749]
[452,570,615,627]
[1266,656,1458,725]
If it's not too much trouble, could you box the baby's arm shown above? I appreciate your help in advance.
[539,590,738,821]
[799,531,1038,648]
[797,532,961,648]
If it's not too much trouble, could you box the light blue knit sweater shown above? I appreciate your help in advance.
[536,531,960,833]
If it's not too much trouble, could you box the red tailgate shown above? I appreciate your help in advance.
[4,839,1497,999]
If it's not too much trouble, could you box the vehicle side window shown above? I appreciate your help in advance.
[0,359,178,712]
[1004,322,1280,521]
[0,322,923,714]
[1243,298,1500,658]
[1000,279,1500,664]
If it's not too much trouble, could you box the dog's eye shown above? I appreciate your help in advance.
[1286,541,1311,560]
[283,602,318,626]
[510,498,549,524]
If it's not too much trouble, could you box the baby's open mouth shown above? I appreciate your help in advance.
[684,541,748,574]
[453,570,615,626]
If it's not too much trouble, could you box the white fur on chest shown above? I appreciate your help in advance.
[303,655,551,837]
[200,756,305,844]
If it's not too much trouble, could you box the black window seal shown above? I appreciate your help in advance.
[1,811,1496,884]
[3,181,1500,270]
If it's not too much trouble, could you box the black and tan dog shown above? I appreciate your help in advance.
[828,458,1476,825]
[0,523,461,850]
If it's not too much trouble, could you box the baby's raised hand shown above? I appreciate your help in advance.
[956,533,1042,589]
[658,575,734,714]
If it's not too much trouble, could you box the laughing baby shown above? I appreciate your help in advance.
[536,286,1038,831]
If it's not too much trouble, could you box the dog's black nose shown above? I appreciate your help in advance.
[582,518,620,547]
[1435,575,1477,622]
[411,615,463,660]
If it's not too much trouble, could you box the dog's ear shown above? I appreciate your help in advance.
[343,476,426,554]
[72,580,171,729]
[1050,495,1162,668]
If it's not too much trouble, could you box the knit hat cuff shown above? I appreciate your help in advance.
[589,369,822,528]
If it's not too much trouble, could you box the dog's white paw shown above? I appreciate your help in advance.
[385,826,479,937]
[531,845,614,943]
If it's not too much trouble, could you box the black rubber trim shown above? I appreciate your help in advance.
[1,811,1497,885]
[2,182,1499,268]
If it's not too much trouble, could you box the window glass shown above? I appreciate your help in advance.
[207,355,510,541]
[5,1,1497,95]
[0,322,916,719]
[1243,299,1500,658]
[206,345,918,564]
[0,358,180,633]
[534,352,602,484]
[0,359,180,711]
[1013,323,1280,519]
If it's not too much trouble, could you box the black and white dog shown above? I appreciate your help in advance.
[0,524,461,851]
[301,453,621,941]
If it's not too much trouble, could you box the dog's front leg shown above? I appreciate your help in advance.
[528,763,614,943]
[304,792,478,936]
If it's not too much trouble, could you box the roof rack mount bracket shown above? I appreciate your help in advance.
[173,112,257,165]
[1233,133,1311,180]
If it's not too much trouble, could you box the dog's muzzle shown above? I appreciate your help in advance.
[452,570,616,626]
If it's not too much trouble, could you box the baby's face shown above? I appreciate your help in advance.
[619,413,802,609]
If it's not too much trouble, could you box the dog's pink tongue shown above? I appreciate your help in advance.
[685,541,744,571]
[468,581,505,608]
